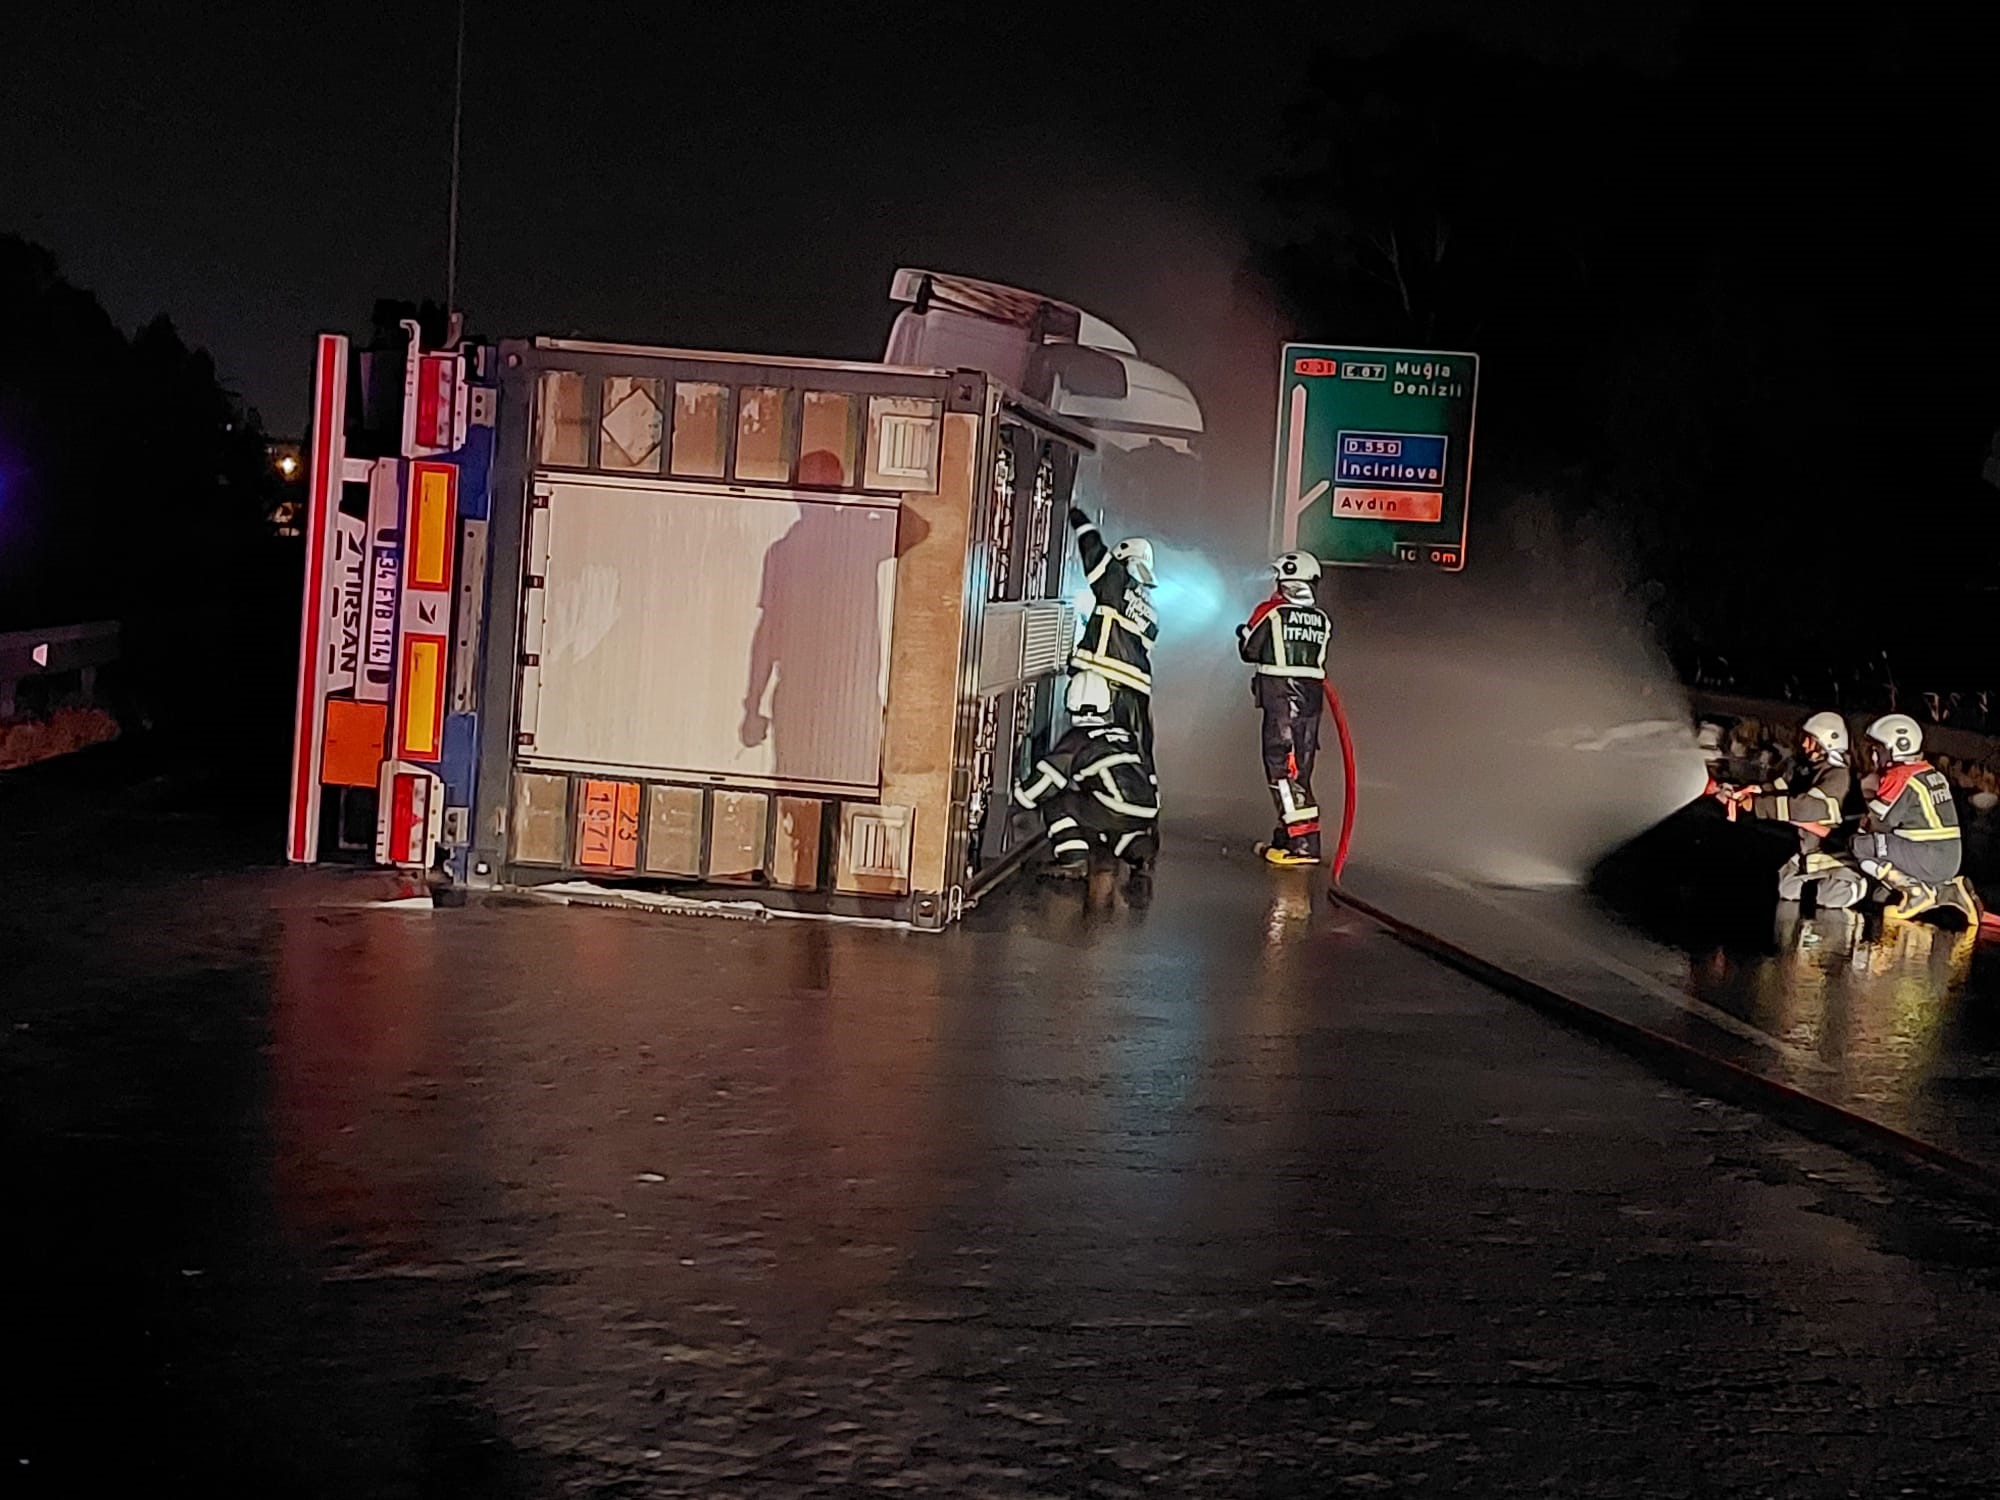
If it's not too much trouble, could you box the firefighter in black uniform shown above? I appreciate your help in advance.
[1068,506,1158,754]
[1013,671,1160,877]
[1716,710,1865,907]
[1237,551,1332,866]
[1850,713,1981,923]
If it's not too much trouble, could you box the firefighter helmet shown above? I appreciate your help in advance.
[1864,713,1923,763]
[1799,711,1848,758]
[1065,671,1114,722]
[1273,550,1323,583]
[1113,537,1156,587]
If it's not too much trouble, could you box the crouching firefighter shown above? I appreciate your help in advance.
[1237,551,1332,867]
[1068,506,1159,754]
[1715,710,1864,908]
[1012,671,1161,877]
[1851,713,1981,923]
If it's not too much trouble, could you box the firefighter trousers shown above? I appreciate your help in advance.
[1256,676,1322,858]
[1042,793,1156,869]
[1110,685,1153,759]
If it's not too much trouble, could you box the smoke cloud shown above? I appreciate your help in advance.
[1053,195,1706,885]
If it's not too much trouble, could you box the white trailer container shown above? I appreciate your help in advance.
[466,339,1094,926]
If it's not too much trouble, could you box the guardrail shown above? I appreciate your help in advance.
[1691,691,2000,768]
[0,621,120,720]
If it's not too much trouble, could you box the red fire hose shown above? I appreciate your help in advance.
[1325,681,1357,884]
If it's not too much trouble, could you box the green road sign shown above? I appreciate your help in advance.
[1271,344,1479,571]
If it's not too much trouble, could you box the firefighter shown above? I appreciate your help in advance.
[1012,671,1160,877]
[1717,710,1864,907]
[1068,506,1158,753]
[1237,551,1332,867]
[1850,713,1981,922]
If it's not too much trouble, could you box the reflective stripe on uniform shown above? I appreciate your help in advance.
[1275,781,1319,823]
[1086,752,1144,773]
[1254,663,1327,678]
[1074,650,1152,692]
[1876,777,1960,841]
[1114,830,1146,856]
[1091,788,1159,819]
[1013,762,1065,807]
[1914,779,1954,830]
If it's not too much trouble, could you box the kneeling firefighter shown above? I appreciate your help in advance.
[1068,506,1159,754]
[1012,671,1160,875]
[1715,710,1864,907]
[1237,551,1332,867]
[1852,713,1981,922]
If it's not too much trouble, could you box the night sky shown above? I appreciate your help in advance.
[4,0,1688,434]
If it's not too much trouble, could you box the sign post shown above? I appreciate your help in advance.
[1271,344,1479,571]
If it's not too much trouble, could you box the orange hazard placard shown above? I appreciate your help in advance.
[321,699,388,787]
[576,780,641,870]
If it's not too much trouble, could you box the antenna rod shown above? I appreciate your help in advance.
[445,0,467,315]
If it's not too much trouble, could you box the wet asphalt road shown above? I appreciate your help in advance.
[10,751,2000,1496]
[1346,809,2000,1173]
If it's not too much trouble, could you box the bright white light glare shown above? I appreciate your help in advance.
[277,455,299,477]
[1145,543,1227,632]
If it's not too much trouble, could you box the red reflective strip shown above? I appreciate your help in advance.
[288,336,342,861]
[1289,820,1321,836]
[416,358,443,447]
[391,773,423,863]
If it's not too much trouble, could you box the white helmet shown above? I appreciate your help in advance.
[1865,712,1923,763]
[1065,671,1114,721]
[1799,711,1848,757]
[1113,537,1156,587]
[1274,550,1323,583]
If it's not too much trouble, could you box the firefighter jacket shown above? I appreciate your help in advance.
[1237,593,1331,680]
[1069,507,1157,696]
[1859,760,1962,878]
[1012,722,1159,831]
[1750,758,1852,848]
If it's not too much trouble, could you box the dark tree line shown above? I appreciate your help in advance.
[0,235,291,736]
[1258,4,1999,712]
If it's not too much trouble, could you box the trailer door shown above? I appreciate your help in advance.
[519,480,897,793]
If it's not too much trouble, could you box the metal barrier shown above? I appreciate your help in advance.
[0,621,120,720]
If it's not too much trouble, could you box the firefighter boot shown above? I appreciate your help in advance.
[1943,877,1983,926]
[1886,880,1942,921]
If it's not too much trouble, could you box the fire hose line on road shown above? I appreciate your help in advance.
[1317,679,2000,1215]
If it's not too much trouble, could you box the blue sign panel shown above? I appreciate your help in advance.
[1334,431,1448,489]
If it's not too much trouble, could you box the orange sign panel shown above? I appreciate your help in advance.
[1330,487,1444,523]
[576,779,641,870]
[321,698,388,787]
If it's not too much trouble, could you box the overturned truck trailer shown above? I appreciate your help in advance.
[287,273,1203,927]
[290,330,1098,927]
